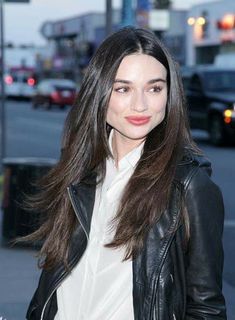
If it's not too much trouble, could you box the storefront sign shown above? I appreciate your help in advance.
[149,10,169,30]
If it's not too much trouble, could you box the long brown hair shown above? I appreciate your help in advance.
[24,27,197,269]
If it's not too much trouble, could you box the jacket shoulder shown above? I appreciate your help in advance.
[174,148,212,191]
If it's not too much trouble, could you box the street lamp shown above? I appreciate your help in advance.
[187,17,196,26]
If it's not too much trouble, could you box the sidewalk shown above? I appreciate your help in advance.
[0,243,40,320]
[223,280,235,319]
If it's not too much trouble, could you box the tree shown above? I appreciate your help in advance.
[152,0,172,9]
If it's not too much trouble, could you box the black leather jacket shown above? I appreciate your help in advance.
[26,152,227,320]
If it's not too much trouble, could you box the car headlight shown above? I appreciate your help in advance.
[223,108,235,124]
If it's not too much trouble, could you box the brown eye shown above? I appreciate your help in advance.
[149,86,162,93]
[114,86,129,93]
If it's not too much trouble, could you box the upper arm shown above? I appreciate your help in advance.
[184,167,227,319]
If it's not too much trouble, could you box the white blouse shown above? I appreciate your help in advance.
[55,134,143,320]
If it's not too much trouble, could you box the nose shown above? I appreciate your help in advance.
[131,90,148,112]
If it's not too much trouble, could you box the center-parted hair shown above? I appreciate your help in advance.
[24,27,197,268]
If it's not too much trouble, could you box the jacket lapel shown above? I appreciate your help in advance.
[68,172,97,237]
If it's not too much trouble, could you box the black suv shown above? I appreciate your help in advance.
[181,65,235,145]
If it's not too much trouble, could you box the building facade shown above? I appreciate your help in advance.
[186,0,235,65]
[162,10,187,65]
[39,6,189,79]
[40,11,121,81]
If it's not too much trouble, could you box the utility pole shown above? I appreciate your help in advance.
[121,0,135,27]
[106,0,113,36]
[0,0,30,172]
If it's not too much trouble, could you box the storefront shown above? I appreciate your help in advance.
[161,10,187,65]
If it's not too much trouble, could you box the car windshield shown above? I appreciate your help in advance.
[48,79,76,89]
[203,71,235,91]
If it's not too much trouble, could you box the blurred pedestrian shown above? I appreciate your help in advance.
[25,27,226,319]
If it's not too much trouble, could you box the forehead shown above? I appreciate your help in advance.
[115,54,167,79]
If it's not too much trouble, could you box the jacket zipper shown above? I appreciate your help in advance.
[67,185,89,240]
[148,209,181,320]
[40,273,67,320]
[40,186,89,320]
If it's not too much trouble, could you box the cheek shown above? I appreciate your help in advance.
[150,97,167,126]
[106,99,119,125]
[106,108,113,125]
[151,95,167,115]
[106,96,128,121]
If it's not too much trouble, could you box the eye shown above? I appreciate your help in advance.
[114,86,130,93]
[149,86,162,93]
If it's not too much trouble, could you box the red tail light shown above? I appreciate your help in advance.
[27,77,36,86]
[51,91,60,100]
[5,75,13,85]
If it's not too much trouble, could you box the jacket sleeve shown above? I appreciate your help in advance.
[184,166,227,319]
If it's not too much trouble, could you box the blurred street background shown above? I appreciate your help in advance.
[0,0,235,319]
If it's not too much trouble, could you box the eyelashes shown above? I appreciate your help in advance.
[149,86,163,93]
[113,86,163,94]
[114,86,129,93]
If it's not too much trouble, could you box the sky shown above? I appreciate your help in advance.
[4,0,216,45]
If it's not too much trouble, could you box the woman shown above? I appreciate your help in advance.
[26,27,226,319]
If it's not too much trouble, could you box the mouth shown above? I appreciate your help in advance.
[125,116,151,126]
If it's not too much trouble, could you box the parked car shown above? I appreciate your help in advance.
[181,65,235,145]
[32,78,77,110]
[214,53,235,68]
[4,67,37,99]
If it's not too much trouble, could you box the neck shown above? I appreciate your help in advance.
[111,131,144,167]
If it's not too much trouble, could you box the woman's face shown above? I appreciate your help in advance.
[107,53,168,148]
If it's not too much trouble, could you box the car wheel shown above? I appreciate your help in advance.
[60,104,66,110]
[209,115,225,146]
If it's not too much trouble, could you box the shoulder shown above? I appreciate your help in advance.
[174,147,213,194]
[174,148,224,224]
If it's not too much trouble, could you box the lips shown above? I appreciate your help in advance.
[125,116,151,125]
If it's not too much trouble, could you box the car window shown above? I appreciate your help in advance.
[203,71,235,91]
[48,79,76,89]
[54,85,75,91]
[37,79,76,93]
[188,74,203,93]
[182,76,191,91]
[37,83,45,91]
[37,82,51,93]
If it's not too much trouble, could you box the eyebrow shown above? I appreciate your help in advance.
[114,78,167,84]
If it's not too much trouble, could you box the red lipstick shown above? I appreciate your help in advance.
[125,116,151,126]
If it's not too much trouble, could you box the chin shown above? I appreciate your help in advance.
[125,130,149,141]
